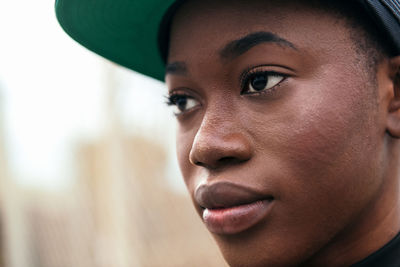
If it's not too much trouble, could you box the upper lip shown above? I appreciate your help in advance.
[194,181,273,209]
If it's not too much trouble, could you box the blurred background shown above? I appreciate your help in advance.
[0,0,226,266]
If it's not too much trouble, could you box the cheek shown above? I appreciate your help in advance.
[247,71,382,222]
[284,78,379,179]
[251,64,379,173]
[176,127,200,193]
[176,130,191,183]
[286,99,381,217]
[285,101,367,170]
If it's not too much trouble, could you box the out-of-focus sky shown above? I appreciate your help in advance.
[0,0,176,190]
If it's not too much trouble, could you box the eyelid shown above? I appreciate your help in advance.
[239,65,291,86]
[167,91,192,102]
[168,86,201,98]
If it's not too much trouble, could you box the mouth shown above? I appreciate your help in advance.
[195,181,274,235]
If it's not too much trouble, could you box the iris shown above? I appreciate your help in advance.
[251,74,268,91]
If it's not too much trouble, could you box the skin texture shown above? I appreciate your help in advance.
[165,0,400,266]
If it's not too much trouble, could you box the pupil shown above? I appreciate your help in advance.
[177,98,187,111]
[251,75,268,91]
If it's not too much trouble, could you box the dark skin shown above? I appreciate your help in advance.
[165,0,400,266]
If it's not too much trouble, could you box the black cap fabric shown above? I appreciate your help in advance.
[361,0,400,55]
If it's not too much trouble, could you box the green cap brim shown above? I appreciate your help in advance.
[55,0,175,81]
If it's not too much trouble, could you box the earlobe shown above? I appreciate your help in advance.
[386,56,400,138]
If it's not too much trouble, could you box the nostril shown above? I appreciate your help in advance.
[218,157,235,163]
[192,157,244,170]
[218,156,246,165]
[193,161,207,168]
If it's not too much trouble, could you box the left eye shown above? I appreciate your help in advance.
[243,72,285,94]
[167,94,200,116]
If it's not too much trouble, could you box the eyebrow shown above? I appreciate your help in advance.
[165,31,297,76]
[219,31,297,60]
[165,61,188,76]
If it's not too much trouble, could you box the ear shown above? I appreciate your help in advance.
[386,56,400,138]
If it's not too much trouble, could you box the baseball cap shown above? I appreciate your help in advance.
[55,0,400,82]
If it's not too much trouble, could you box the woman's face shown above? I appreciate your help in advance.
[166,0,390,266]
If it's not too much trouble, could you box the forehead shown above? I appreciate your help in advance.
[167,0,355,66]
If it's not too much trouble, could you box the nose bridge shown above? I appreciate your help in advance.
[189,102,252,169]
[194,109,231,148]
[198,92,237,135]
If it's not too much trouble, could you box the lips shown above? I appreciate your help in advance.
[195,181,274,235]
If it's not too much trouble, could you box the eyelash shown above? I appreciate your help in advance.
[166,94,179,106]
[165,93,188,105]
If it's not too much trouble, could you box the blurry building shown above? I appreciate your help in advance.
[24,134,227,267]
[75,133,226,267]
[0,88,6,267]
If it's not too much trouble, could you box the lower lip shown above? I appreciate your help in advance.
[202,200,273,235]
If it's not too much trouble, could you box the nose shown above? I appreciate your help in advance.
[189,114,252,170]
